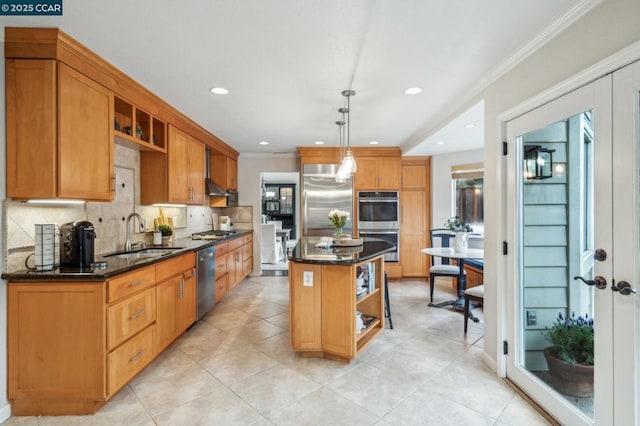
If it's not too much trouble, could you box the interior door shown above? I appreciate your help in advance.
[505,62,640,425]
[505,76,613,425]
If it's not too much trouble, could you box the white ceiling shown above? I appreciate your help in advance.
[0,0,594,156]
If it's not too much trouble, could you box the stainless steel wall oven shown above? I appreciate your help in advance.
[357,191,400,262]
[357,191,399,229]
[358,230,399,262]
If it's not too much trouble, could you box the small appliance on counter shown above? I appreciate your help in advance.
[60,220,96,268]
[34,224,56,271]
[219,216,232,231]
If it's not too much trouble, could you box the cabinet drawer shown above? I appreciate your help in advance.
[228,237,244,250]
[215,275,229,303]
[108,324,155,396]
[215,253,228,278]
[108,266,155,302]
[243,233,253,244]
[216,241,230,256]
[242,257,253,277]
[107,288,156,350]
[242,243,253,259]
[156,252,195,282]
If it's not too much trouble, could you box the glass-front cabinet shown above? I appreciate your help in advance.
[262,183,296,238]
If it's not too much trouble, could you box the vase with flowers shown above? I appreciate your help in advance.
[445,216,473,252]
[328,209,350,238]
[542,312,594,397]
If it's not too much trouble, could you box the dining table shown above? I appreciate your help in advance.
[421,247,484,322]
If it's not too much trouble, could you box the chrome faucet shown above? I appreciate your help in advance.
[125,212,145,252]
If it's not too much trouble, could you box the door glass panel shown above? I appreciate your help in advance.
[518,110,594,421]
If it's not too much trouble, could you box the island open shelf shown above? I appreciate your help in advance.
[288,236,394,362]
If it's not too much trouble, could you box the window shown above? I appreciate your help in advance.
[452,163,484,234]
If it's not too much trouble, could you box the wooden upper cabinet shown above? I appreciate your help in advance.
[167,125,190,204]
[211,153,238,191]
[6,60,114,201]
[227,157,238,190]
[58,63,114,201]
[144,125,204,205]
[354,156,401,190]
[402,164,427,189]
[188,137,205,205]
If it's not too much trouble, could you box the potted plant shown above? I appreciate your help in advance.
[445,216,472,252]
[542,312,594,397]
[328,209,350,238]
[157,224,173,244]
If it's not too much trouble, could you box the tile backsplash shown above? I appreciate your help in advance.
[3,145,219,272]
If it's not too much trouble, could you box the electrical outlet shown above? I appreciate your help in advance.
[303,271,313,286]
[526,310,537,326]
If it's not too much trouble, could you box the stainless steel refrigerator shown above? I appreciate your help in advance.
[302,164,353,236]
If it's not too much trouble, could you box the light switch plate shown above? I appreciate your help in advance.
[303,271,313,286]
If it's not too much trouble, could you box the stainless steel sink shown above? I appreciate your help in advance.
[104,247,184,259]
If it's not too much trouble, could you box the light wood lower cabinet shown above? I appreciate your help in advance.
[290,255,385,361]
[107,324,155,396]
[155,257,196,353]
[7,252,197,416]
[8,282,106,415]
[223,233,254,294]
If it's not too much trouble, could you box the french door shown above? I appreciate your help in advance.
[504,61,639,425]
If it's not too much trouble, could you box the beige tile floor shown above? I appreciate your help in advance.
[3,277,549,426]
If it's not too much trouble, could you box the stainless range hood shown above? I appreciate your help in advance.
[205,179,228,196]
[205,149,229,196]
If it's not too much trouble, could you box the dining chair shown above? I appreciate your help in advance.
[464,284,484,333]
[428,228,466,302]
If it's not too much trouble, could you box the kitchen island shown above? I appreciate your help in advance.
[288,237,395,361]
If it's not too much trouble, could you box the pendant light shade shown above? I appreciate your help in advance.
[341,90,357,175]
[335,119,348,182]
[342,150,357,174]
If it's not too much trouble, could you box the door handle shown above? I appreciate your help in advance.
[573,275,607,290]
[611,280,637,295]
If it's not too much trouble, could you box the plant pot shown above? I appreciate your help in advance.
[162,236,171,245]
[543,347,594,397]
[453,231,468,253]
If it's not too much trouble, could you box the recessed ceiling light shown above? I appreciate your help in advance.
[314,141,324,145]
[369,141,379,145]
[258,141,269,145]
[210,87,229,95]
[404,87,422,95]
[436,140,444,145]
[465,123,476,128]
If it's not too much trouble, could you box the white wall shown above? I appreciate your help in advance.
[482,0,640,369]
[430,149,484,231]
[237,153,300,273]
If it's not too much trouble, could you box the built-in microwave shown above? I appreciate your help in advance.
[357,191,400,230]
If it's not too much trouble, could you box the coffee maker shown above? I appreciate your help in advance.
[60,220,96,268]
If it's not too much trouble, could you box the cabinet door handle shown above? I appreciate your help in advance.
[111,175,116,192]
[128,309,146,320]
[129,349,146,363]
[180,278,184,299]
[129,279,146,287]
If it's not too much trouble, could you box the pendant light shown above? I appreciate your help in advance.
[335,119,349,182]
[341,89,357,174]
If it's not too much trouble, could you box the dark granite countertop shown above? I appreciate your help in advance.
[288,236,395,265]
[1,230,253,281]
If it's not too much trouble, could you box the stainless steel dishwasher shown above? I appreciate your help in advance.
[196,245,216,320]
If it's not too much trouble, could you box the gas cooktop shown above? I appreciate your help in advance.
[191,230,237,240]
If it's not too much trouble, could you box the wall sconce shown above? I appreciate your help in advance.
[524,145,555,179]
